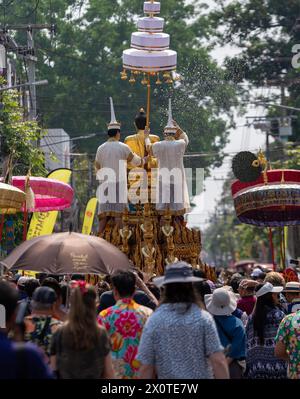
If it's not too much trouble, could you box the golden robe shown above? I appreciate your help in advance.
[124,130,159,200]
[124,130,160,164]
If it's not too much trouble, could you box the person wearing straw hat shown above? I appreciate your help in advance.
[137,261,229,379]
[282,282,300,314]
[145,100,190,218]
[95,97,145,233]
[204,288,246,379]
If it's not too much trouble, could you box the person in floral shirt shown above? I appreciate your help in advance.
[98,271,152,379]
[275,311,300,379]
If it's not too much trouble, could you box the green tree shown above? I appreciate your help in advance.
[209,0,300,141]
[0,86,45,177]
[1,0,238,171]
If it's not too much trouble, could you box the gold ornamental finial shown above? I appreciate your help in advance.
[255,149,268,184]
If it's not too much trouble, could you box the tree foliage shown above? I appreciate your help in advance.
[209,0,300,141]
[1,0,238,171]
[0,83,45,177]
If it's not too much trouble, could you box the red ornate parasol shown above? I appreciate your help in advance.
[232,169,300,227]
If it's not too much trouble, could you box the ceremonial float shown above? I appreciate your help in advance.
[98,1,214,279]
[231,150,300,272]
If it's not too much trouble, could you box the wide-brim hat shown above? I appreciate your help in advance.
[255,282,283,298]
[153,261,203,288]
[283,282,300,293]
[204,288,237,316]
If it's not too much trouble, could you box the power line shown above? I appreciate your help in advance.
[39,133,97,147]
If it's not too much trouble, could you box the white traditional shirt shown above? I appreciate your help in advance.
[95,140,132,216]
[151,133,190,214]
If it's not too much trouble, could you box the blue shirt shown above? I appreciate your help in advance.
[0,331,54,379]
[214,315,246,360]
[137,303,223,379]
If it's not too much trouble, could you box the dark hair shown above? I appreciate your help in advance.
[42,277,62,299]
[230,276,243,293]
[252,272,266,281]
[104,275,111,286]
[24,279,40,298]
[46,274,60,282]
[111,271,136,298]
[252,283,276,345]
[161,282,202,311]
[135,110,147,130]
[0,280,19,323]
[71,274,85,281]
[193,269,206,279]
[36,273,48,284]
[60,283,68,306]
[108,128,120,137]
[193,280,212,302]
[146,283,161,300]
[97,281,111,297]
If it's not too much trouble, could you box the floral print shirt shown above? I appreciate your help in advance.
[275,311,300,379]
[98,298,152,379]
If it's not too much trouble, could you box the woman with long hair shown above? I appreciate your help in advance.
[50,281,115,379]
[245,282,287,379]
[137,262,229,379]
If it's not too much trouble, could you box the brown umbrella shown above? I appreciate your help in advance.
[0,232,131,275]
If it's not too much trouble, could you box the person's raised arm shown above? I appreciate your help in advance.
[144,127,153,156]
[127,152,144,167]
[173,120,189,146]
[133,272,159,307]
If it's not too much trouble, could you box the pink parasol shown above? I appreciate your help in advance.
[0,176,74,212]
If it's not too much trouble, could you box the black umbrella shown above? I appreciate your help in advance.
[1,232,131,275]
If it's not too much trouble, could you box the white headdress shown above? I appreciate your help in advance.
[108,97,121,131]
[164,99,177,135]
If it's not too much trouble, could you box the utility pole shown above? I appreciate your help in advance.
[0,24,55,120]
[26,28,37,120]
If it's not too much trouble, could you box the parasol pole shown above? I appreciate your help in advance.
[269,227,276,271]
[146,73,151,128]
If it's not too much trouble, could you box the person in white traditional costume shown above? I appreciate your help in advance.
[95,97,144,233]
[145,99,190,218]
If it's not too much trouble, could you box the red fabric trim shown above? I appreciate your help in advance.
[231,169,300,196]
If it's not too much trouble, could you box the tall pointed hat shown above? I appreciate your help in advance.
[164,99,177,134]
[108,97,121,131]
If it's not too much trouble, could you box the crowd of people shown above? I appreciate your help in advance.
[1,261,300,379]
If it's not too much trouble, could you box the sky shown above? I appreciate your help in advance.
[186,0,267,230]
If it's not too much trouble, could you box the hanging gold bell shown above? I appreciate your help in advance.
[133,70,140,75]
[166,77,173,84]
[141,73,148,85]
[155,73,162,85]
[120,70,128,80]
[129,73,136,84]
[163,72,170,79]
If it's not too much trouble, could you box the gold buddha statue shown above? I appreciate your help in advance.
[125,108,159,202]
